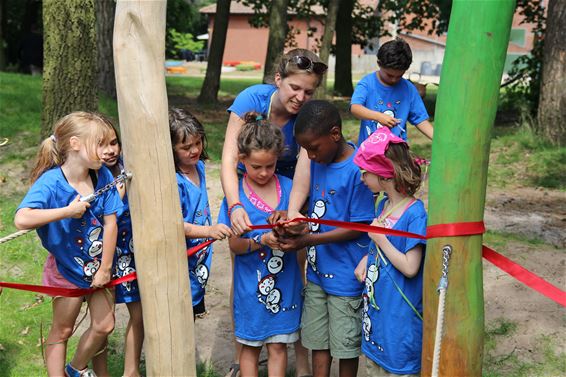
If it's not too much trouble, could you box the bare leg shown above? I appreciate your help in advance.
[312,350,332,377]
[338,358,359,377]
[91,340,109,377]
[70,289,115,370]
[295,248,311,377]
[240,344,261,377]
[45,296,83,376]
[267,343,287,377]
[226,251,242,377]
[123,301,144,377]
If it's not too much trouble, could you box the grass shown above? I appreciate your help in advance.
[0,71,564,375]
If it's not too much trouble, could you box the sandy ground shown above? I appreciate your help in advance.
[109,164,565,376]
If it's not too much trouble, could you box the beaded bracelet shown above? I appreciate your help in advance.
[228,202,244,219]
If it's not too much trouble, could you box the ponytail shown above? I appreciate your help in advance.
[30,136,62,183]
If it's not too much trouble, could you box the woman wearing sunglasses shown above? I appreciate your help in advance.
[221,48,326,377]
[222,49,326,234]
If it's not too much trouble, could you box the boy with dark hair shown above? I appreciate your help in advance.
[280,100,375,377]
[351,37,434,145]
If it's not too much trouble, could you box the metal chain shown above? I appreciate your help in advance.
[0,171,132,245]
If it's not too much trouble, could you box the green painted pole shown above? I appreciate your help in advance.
[421,1,516,376]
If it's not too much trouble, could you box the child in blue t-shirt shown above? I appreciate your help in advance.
[15,112,122,377]
[169,108,233,318]
[99,122,144,377]
[353,128,427,376]
[218,112,304,377]
[351,37,434,145]
[280,100,375,377]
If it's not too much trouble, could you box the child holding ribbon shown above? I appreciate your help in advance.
[169,108,233,319]
[218,112,303,377]
[15,112,122,377]
[353,128,427,376]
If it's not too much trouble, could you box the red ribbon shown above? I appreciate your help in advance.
[2,219,564,308]
[482,245,566,307]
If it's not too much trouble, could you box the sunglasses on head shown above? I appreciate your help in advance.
[288,56,328,75]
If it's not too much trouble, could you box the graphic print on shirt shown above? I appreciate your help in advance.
[74,224,104,282]
[115,241,136,292]
[362,249,385,353]
[256,249,299,314]
[368,101,406,139]
[308,197,334,279]
[192,215,211,288]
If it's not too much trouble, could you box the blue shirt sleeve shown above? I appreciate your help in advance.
[403,209,427,253]
[217,198,230,227]
[227,85,272,118]
[407,83,429,126]
[18,174,52,211]
[99,168,123,216]
[348,172,376,223]
[351,74,372,106]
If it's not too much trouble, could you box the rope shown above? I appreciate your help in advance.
[0,172,132,246]
[432,245,452,377]
[0,229,32,244]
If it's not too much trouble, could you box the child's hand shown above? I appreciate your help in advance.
[282,213,309,236]
[261,232,281,250]
[355,255,369,282]
[208,224,233,240]
[91,266,111,288]
[369,218,387,244]
[268,211,288,238]
[66,195,91,218]
[278,235,308,252]
[375,112,401,128]
[230,207,252,236]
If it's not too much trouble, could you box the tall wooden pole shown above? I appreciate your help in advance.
[421,1,515,376]
[113,1,196,376]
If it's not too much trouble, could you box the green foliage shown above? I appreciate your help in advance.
[168,29,205,57]
[165,0,209,58]
[502,0,545,115]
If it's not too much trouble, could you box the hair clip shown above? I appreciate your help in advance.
[50,135,57,143]
[255,115,264,121]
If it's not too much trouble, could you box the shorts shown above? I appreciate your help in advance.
[366,359,419,377]
[42,254,80,290]
[301,282,363,359]
[236,331,299,347]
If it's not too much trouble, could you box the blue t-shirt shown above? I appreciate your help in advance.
[113,160,140,303]
[306,144,375,297]
[351,72,429,145]
[177,160,213,307]
[218,175,303,341]
[228,84,299,178]
[17,166,122,288]
[362,198,427,374]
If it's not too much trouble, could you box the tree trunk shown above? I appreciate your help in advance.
[42,0,97,139]
[262,0,289,83]
[96,0,116,99]
[198,0,231,104]
[421,1,515,375]
[315,0,340,98]
[114,1,196,375]
[333,0,354,97]
[536,0,565,146]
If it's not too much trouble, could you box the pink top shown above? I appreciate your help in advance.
[244,174,282,213]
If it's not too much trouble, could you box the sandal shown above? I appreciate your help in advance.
[225,363,240,377]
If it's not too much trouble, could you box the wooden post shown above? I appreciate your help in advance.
[113,1,196,375]
[421,1,515,376]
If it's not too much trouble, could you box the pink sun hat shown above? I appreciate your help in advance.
[354,128,407,178]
